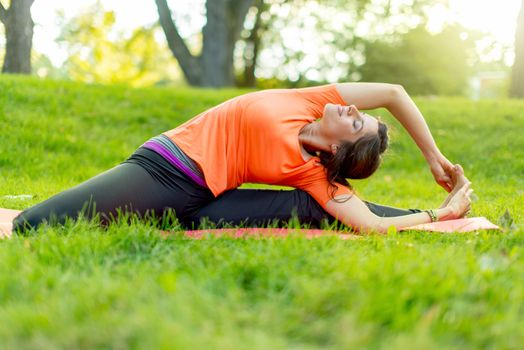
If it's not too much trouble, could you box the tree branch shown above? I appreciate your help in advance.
[0,3,7,24]
[154,0,201,84]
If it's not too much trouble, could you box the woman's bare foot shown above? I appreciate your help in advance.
[440,164,470,209]
[0,221,13,239]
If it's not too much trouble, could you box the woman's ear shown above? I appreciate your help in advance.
[330,144,339,155]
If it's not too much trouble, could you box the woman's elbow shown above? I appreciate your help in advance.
[384,84,406,108]
[390,83,405,96]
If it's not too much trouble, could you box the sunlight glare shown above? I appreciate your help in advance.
[449,0,521,44]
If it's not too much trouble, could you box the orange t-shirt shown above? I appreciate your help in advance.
[164,84,351,208]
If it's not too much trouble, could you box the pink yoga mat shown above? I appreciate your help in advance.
[183,228,360,240]
[184,217,500,238]
[402,217,500,233]
[182,217,500,239]
[0,208,21,221]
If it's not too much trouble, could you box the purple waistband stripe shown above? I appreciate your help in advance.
[142,141,207,187]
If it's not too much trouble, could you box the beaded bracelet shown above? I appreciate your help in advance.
[424,209,438,222]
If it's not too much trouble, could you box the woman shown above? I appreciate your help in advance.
[7,83,472,235]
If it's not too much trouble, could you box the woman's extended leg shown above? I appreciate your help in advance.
[12,148,213,234]
[181,188,332,229]
[183,188,421,229]
[13,163,161,232]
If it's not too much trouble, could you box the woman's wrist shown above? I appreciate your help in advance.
[436,206,455,221]
[423,208,450,222]
[424,149,443,164]
[424,209,438,222]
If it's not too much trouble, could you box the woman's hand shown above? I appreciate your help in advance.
[428,153,456,192]
[439,164,470,208]
[444,182,473,219]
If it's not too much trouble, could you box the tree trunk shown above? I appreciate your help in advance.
[201,0,231,86]
[200,0,254,87]
[155,0,254,87]
[241,1,264,87]
[154,0,202,85]
[1,0,35,74]
[510,0,524,98]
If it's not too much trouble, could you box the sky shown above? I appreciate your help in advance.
[28,0,523,67]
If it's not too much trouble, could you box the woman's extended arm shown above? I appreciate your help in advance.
[325,182,472,234]
[334,82,455,192]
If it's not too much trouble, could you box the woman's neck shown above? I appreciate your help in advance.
[298,122,329,161]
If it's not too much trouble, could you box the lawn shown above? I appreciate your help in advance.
[0,75,523,349]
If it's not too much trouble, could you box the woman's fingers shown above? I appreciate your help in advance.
[454,163,464,175]
[439,180,453,193]
[430,158,454,192]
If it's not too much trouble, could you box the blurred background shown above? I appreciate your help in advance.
[1,0,523,98]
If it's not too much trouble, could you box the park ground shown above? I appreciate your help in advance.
[0,75,523,349]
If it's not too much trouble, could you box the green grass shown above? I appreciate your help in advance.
[1,75,523,349]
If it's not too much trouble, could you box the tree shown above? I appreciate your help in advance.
[0,0,35,74]
[58,2,182,87]
[510,0,524,98]
[154,0,437,87]
[154,0,254,87]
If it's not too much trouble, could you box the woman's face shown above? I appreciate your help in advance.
[320,103,379,144]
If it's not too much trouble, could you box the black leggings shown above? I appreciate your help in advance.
[183,189,421,229]
[12,148,420,233]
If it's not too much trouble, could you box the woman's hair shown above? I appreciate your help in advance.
[318,120,389,198]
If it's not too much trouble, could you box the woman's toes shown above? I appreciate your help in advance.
[453,164,464,178]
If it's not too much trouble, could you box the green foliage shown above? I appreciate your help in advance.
[360,26,474,95]
[31,51,67,80]
[1,75,523,348]
[252,0,436,87]
[57,1,183,87]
